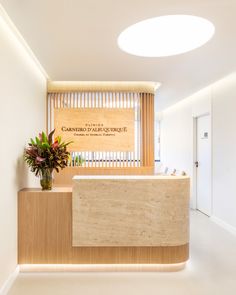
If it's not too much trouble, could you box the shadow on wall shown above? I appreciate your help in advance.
[15,148,29,190]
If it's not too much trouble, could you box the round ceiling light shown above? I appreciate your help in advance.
[118,15,215,57]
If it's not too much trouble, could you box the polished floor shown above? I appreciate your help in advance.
[7,210,236,295]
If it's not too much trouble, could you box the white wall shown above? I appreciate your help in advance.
[212,74,236,229]
[160,72,236,231]
[0,11,46,290]
[160,87,211,206]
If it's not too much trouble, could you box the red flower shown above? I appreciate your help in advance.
[35,156,45,164]
[52,140,59,149]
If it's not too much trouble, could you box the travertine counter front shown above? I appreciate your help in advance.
[73,175,190,248]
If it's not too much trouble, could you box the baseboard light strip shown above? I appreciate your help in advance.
[19,263,186,273]
[0,266,19,295]
[211,216,236,236]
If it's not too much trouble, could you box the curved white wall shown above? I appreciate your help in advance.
[0,10,46,290]
[160,87,211,207]
[212,74,236,230]
[161,72,236,232]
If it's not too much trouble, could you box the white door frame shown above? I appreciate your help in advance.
[192,113,212,215]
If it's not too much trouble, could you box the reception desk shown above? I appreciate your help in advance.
[18,175,190,267]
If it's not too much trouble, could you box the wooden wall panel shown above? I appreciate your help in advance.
[18,188,189,264]
[47,89,155,186]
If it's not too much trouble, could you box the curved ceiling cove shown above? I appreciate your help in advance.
[1,0,236,110]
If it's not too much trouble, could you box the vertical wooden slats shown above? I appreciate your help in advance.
[47,90,154,170]
[50,93,54,132]
[139,93,154,168]
[150,93,155,166]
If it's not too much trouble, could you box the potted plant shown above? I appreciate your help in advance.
[74,154,84,166]
[24,129,72,190]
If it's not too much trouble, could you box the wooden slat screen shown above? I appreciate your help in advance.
[47,91,143,168]
[140,93,155,167]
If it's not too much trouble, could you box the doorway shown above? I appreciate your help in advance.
[195,114,212,216]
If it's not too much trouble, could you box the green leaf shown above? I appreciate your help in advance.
[62,141,73,147]
[42,142,50,149]
[35,136,41,146]
[42,132,47,143]
[30,138,35,145]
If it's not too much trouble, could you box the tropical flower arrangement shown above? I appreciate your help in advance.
[24,129,72,190]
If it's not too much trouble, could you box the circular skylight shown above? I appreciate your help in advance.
[118,15,215,57]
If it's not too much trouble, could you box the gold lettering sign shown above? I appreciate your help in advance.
[54,108,135,151]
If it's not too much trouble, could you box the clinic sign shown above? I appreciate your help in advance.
[54,108,135,151]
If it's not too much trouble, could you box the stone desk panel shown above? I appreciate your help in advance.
[73,176,190,247]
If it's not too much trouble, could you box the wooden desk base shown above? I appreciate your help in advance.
[18,188,189,264]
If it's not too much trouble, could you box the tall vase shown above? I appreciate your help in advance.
[40,169,53,190]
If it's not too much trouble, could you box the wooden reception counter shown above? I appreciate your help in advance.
[18,175,190,266]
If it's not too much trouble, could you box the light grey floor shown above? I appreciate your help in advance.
[7,210,236,295]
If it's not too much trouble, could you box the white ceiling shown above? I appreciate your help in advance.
[1,0,236,110]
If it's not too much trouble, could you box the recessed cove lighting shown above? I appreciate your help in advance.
[118,15,215,57]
